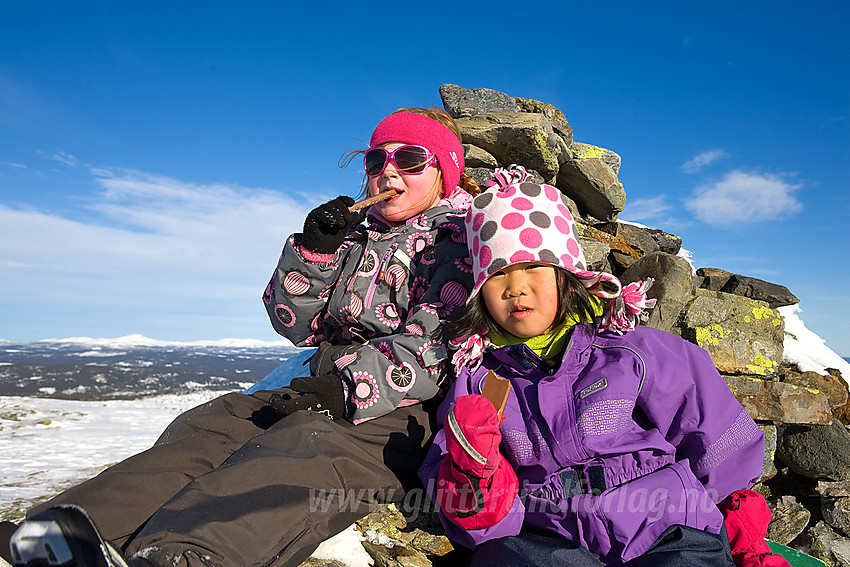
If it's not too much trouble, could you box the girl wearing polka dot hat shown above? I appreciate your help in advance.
[419,166,765,566]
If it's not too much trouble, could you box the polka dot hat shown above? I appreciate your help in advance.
[466,166,623,302]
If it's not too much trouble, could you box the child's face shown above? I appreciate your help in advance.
[368,143,442,222]
[481,262,560,338]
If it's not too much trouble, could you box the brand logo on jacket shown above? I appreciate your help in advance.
[579,378,608,399]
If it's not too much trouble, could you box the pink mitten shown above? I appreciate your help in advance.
[436,395,518,530]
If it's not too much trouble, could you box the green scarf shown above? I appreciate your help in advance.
[489,300,604,364]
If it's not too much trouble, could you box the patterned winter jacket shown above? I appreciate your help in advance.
[419,324,765,564]
[263,188,474,422]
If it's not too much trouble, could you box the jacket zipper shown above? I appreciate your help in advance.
[593,344,647,397]
[364,244,397,309]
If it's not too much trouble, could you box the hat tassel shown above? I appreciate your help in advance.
[600,278,658,334]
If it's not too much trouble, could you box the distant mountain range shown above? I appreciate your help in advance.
[0,336,299,399]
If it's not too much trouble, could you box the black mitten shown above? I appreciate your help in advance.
[268,374,347,420]
[301,196,359,254]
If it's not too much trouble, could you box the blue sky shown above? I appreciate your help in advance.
[1,2,848,356]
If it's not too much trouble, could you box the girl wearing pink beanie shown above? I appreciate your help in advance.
[11,108,480,567]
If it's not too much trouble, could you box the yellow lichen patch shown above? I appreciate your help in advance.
[695,324,725,347]
[752,305,777,321]
[573,143,606,159]
[744,316,751,323]
[788,383,822,395]
[531,131,555,162]
[745,353,778,375]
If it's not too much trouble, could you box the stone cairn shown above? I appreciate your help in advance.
[301,85,850,567]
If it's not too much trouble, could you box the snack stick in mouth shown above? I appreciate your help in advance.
[348,190,399,212]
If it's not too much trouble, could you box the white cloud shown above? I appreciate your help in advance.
[681,149,728,174]
[620,195,672,223]
[37,150,79,167]
[684,169,802,226]
[619,195,686,232]
[0,168,315,340]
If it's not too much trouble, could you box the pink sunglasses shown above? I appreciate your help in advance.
[364,144,437,176]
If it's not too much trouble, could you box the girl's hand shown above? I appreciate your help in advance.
[267,374,347,421]
[436,395,518,529]
[301,196,359,254]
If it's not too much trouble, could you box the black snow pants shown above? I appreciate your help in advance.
[28,388,436,567]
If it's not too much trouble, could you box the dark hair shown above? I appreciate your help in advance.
[445,267,602,342]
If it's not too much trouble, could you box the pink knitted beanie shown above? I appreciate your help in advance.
[370,112,465,195]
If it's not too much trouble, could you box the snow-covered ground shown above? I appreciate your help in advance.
[0,388,376,566]
[0,390,228,521]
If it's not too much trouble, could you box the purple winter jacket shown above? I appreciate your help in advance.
[419,324,764,564]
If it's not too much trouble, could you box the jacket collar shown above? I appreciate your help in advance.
[487,324,598,376]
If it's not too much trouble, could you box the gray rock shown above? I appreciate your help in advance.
[570,141,621,174]
[513,96,574,146]
[356,503,457,560]
[819,480,850,498]
[724,375,832,425]
[679,290,784,376]
[758,466,820,505]
[578,224,644,271]
[696,268,800,309]
[619,252,696,335]
[556,157,625,222]
[695,267,734,289]
[361,537,432,567]
[805,521,850,567]
[767,495,812,545]
[456,113,564,182]
[553,134,573,164]
[464,167,495,190]
[783,371,850,411]
[463,144,498,168]
[439,84,521,118]
[824,498,850,537]
[834,395,850,427]
[777,420,850,481]
[597,223,661,257]
[761,424,778,481]
[580,237,613,273]
[645,228,682,255]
